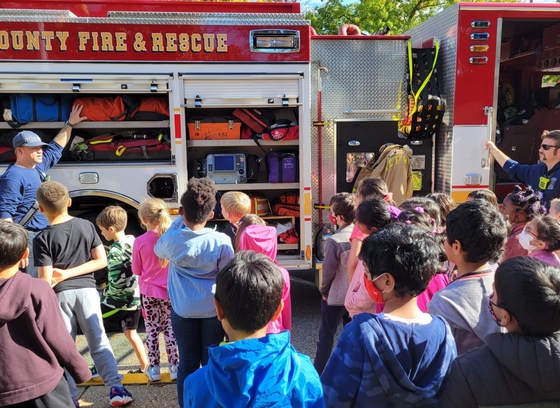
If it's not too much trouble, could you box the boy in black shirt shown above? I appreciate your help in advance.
[33,181,133,407]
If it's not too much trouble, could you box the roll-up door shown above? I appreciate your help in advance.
[182,74,301,108]
[0,74,171,93]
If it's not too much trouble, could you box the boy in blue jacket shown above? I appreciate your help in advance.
[321,223,457,407]
[183,251,324,408]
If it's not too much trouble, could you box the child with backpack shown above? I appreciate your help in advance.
[439,256,560,406]
[521,215,560,267]
[322,223,457,407]
[314,192,354,374]
[183,251,324,407]
[154,177,234,408]
[428,200,508,355]
[132,198,179,382]
[236,216,292,334]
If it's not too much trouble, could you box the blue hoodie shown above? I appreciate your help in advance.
[321,313,457,408]
[183,331,324,408]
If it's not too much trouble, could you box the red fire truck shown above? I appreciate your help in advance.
[1,1,560,272]
[408,2,560,202]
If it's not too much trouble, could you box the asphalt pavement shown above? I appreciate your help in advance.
[76,270,327,408]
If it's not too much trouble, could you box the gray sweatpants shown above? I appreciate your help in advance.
[57,288,124,400]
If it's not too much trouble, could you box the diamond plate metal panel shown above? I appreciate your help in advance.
[406,5,459,194]
[310,38,407,228]
[0,9,308,25]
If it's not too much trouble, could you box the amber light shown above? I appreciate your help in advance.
[306,245,311,261]
[470,45,489,53]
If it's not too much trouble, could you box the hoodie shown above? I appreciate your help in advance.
[0,272,91,405]
[321,312,457,408]
[183,331,324,408]
[439,332,560,407]
[238,225,292,333]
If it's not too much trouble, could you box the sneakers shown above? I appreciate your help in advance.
[89,365,99,378]
[145,364,161,382]
[109,386,133,407]
[169,364,178,381]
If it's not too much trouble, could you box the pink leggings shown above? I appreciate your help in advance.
[142,295,179,366]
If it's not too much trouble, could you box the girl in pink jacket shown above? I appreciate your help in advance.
[237,221,292,333]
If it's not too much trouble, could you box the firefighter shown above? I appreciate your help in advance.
[485,130,560,207]
[0,104,86,277]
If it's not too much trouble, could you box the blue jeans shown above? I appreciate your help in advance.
[57,288,123,400]
[171,309,224,408]
[25,230,38,278]
[314,298,351,375]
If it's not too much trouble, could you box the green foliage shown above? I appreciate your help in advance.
[306,0,515,35]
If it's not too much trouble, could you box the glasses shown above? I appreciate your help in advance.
[523,227,538,239]
[541,144,560,151]
[488,292,506,324]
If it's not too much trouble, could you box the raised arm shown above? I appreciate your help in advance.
[484,141,511,168]
[53,104,87,148]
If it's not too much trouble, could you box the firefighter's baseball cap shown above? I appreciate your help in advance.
[12,131,48,148]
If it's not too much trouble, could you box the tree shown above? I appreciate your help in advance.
[306,0,514,35]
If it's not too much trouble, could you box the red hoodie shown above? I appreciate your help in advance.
[238,225,292,334]
[0,272,91,405]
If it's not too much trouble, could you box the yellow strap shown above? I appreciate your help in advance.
[116,145,126,156]
[89,136,114,145]
[102,308,120,319]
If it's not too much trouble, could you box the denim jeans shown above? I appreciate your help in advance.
[171,309,224,408]
[314,298,351,375]
[24,230,38,278]
[57,288,123,400]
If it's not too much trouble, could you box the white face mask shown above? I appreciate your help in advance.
[519,230,538,251]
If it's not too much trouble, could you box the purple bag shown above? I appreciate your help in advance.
[265,151,298,183]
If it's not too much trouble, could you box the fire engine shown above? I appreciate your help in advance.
[1,1,559,272]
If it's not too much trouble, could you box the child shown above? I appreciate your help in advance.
[426,192,456,230]
[314,192,354,374]
[0,221,92,407]
[428,200,508,355]
[549,197,560,220]
[233,213,266,251]
[220,191,251,245]
[522,215,560,267]
[322,223,457,407]
[439,256,560,406]
[499,185,545,261]
[154,177,234,408]
[344,197,392,317]
[183,251,324,407]
[236,219,292,334]
[96,206,149,376]
[33,181,132,407]
[395,208,449,313]
[466,189,499,208]
[347,178,392,283]
[132,198,179,382]
[399,196,442,230]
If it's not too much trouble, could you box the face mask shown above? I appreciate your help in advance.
[363,273,386,304]
[518,230,538,251]
[329,212,337,226]
[487,294,502,327]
